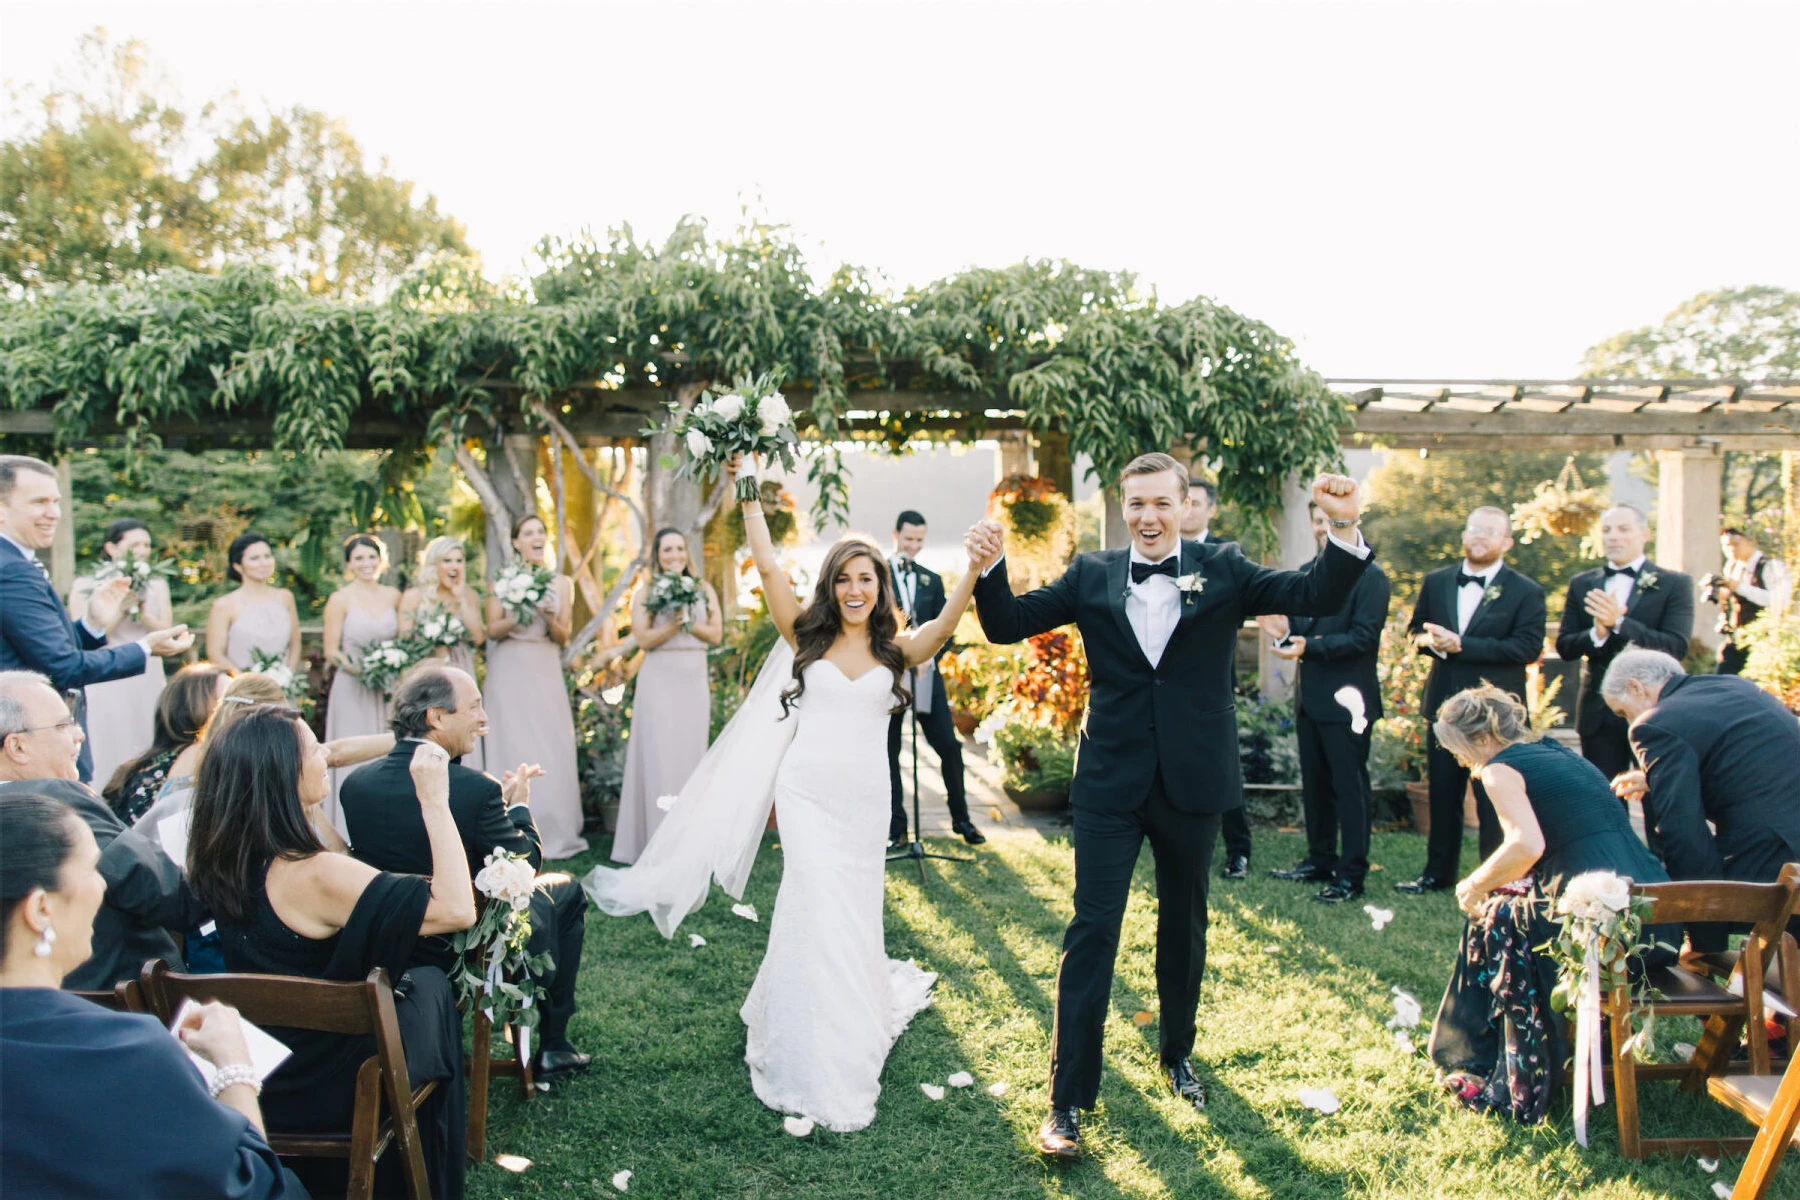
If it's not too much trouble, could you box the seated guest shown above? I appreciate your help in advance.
[188,706,475,1200]
[1426,684,1675,1122]
[0,670,202,988]
[104,661,233,824]
[341,664,592,1081]
[1603,648,1800,951]
[0,791,301,1199]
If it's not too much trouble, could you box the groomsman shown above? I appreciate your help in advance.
[1264,501,1390,901]
[888,510,984,847]
[1181,476,1253,880]
[1554,505,1694,782]
[0,455,192,782]
[1712,528,1790,675]
[1398,506,1546,894]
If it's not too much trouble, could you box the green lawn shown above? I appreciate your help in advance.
[467,829,1790,1200]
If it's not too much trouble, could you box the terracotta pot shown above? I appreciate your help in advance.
[952,709,978,738]
[1004,785,1070,813]
[1405,781,1430,835]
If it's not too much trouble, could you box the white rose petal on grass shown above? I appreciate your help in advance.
[611,1170,632,1192]
[655,794,679,812]
[1387,986,1423,1030]
[782,1116,815,1137]
[1698,1157,1720,1173]
[920,1083,946,1101]
[1675,1042,1697,1062]
[1296,1087,1341,1115]
[1714,1184,1733,1200]
[1264,945,1281,955]
[947,1072,974,1088]
[689,934,707,948]
[987,1082,1008,1097]
[1363,905,1395,931]
[1393,1031,1414,1054]
[731,903,759,923]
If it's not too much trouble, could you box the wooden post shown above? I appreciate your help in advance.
[1102,489,1128,550]
[52,456,74,597]
[1656,445,1724,650]
[995,431,1033,481]
[1036,429,1075,497]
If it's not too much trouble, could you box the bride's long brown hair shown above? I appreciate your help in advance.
[781,536,910,718]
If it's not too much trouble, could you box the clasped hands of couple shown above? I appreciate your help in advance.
[85,574,194,658]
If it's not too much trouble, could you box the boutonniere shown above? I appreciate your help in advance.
[1175,572,1206,607]
[1482,584,1503,605]
[1636,570,1659,591]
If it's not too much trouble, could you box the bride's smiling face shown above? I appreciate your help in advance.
[833,554,880,628]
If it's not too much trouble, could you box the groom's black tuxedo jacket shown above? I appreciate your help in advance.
[1407,562,1547,713]
[1554,563,1694,738]
[974,538,1370,814]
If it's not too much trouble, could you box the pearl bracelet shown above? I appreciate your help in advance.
[209,1064,262,1098]
[742,509,767,521]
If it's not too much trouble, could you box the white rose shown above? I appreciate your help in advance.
[685,428,714,458]
[711,393,745,422]
[758,391,791,437]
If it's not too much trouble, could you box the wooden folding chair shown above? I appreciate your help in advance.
[462,907,535,1162]
[72,979,145,1012]
[1708,1042,1800,1199]
[138,959,438,1200]
[1604,864,1800,1159]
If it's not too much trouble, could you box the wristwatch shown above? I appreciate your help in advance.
[1329,516,1358,530]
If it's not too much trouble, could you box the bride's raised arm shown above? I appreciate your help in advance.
[728,454,802,649]
[897,524,999,667]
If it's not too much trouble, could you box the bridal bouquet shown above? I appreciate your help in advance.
[249,648,305,703]
[644,572,704,625]
[451,849,553,1044]
[410,610,469,653]
[354,639,419,698]
[494,560,556,626]
[91,555,178,615]
[656,370,798,503]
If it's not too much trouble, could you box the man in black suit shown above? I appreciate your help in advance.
[1554,504,1695,782]
[0,670,204,988]
[887,510,984,848]
[968,453,1371,1159]
[1398,506,1547,895]
[341,664,591,1079]
[1604,649,1800,950]
[1261,501,1391,902]
[0,455,193,782]
[1182,476,1254,882]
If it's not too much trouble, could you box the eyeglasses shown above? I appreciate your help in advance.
[18,718,80,736]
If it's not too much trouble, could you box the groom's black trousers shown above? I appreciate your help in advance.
[1051,769,1222,1110]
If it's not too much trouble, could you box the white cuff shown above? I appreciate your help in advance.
[1430,646,1448,660]
[1326,529,1370,560]
[1590,627,1609,648]
[980,555,1004,579]
[81,616,107,640]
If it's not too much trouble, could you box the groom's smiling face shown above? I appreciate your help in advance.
[1122,468,1187,562]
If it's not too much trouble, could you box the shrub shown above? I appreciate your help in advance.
[991,720,1076,795]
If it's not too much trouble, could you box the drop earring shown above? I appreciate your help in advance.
[33,924,55,958]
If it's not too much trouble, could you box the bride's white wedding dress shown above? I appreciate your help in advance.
[583,645,936,1133]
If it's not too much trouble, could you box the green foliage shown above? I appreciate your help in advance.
[1582,285,1800,382]
[1236,694,1299,787]
[572,678,630,822]
[990,720,1076,795]
[707,602,785,739]
[940,642,1032,725]
[1737,617,1800,714]
[1361,449,1611,619]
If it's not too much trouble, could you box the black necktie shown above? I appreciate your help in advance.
[1456,571,1486,589]
[1131,559,1179,585]
[1603,564,1639,579]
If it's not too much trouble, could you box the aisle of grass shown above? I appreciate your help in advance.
[467,829,1787,1200]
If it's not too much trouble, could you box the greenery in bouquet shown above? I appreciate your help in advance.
[988,717,1077,796]
[408,609,469,654]
[450,849,554,1037]
[644,571,705,624]
[655,370,798,503]
[353,639,418,698]
[249,648,308,707]
[493,559,556,626]
[939,642,1032,726]
[91,554,179,615]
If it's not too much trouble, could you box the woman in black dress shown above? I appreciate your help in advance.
[1424,684,1676,1124]
[188,706,476,1199]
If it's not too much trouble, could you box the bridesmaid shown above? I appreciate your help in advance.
[485,513,587,859]
[206,532,301,672]
[398,535,488,770]
[68,519,172,787]
[612,529,722,863]
[322,534,402,828]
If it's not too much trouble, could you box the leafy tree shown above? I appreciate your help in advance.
[0,30,469,297]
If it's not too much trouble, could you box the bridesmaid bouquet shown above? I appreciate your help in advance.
[656,370,798,502]
[249,648,305,703]
[91,555,178,615]
[451,848,553,1047]
[411,610,469,653]
[355,639,419,698]
[645,572,704,628]
[494,560,557,626]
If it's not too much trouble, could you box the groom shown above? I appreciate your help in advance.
[967,453,1370,1160]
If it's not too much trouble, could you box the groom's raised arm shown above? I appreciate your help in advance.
[974,557,1081,645]
[1235,538,1373,621]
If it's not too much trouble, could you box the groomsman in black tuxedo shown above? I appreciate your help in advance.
[887,510,984,847]
[1398,506,1547,895]
[1554,504,1694,782]
[968,453,1371,1160]
[1182,476,1253,881]
[1263,501,1390,902]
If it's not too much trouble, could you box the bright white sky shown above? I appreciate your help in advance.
[4,1,1796,380]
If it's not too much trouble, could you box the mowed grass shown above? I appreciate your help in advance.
[467,829,1792,1200]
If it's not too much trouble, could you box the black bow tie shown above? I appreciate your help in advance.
[895,560,915,576]
[1131,558,1179,584]
[1603,564,1639,579]
[1456,571,1488,589]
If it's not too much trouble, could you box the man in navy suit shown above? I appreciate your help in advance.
[0,456,192,782]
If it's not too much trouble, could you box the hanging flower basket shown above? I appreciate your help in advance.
[1512,456,1607,542]
[989,475,1074,590]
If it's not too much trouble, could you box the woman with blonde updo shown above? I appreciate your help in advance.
[1425,683,1675,1124]
[398,536,487,770]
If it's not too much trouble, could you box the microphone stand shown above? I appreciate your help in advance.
[887,660,976,883]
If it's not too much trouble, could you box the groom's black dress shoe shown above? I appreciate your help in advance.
[1313,879,1363,903]
[1270,862,1331,883]
[952,820,988,846]
[1037,1107,1081,1161]
[1394,874,1449,895]
[534,1048,592,1079]
[1167,1058,1207,1111]
[1222,855,1249,881]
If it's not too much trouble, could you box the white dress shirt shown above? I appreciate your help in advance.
[1590,555,1646,647]
[1728,551,1792,612]
[891,555,919,619]
[1455,560,1501,635]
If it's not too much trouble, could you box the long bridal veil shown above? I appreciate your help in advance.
[582,638,797,938]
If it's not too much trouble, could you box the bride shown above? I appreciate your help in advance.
[583,455,992,1132]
